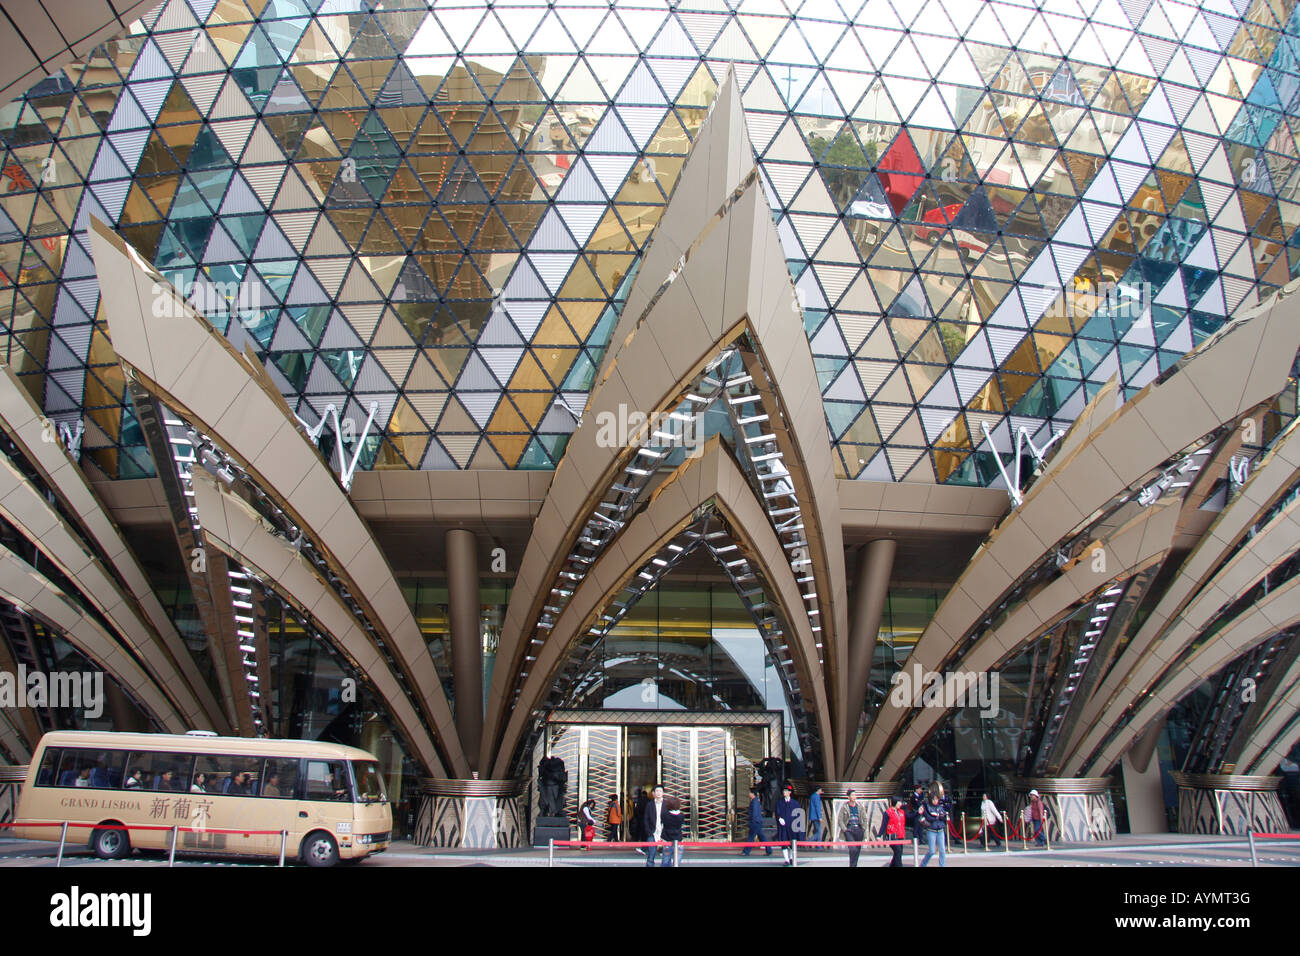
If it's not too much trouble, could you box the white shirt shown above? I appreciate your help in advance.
[981,798,1001,824]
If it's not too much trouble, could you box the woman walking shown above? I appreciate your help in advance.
[660,795,685,866]
[916,783,950,867]
[880,796,907,867]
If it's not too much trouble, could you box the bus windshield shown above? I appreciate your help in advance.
[352,761,387,803]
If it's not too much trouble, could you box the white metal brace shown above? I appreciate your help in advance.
[58,421,85,459]
[981,421,1065,508]
[295,401,380,492]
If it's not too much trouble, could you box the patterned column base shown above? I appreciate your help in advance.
[412,779,528,849]
[1170,773,1287,835]
[1008,777,1115,843]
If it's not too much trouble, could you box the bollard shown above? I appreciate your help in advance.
[962,813,968,855]
[56,821,68,867]
[912,837,919,867]
[548,838,554,868]
[1248,830,1258,868]
[169,825,179,867]
[279,830,287,868]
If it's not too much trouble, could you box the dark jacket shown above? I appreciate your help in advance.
[747,796,764,830]
[917,798,949,832]
[644,797,668,839]
[661,809,685,843]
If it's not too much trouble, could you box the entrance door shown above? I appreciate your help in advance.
[546,725,622,834]
[657,727,732,840]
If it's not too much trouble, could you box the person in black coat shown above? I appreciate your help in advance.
[775,784,803,866]
[643,784,669,867]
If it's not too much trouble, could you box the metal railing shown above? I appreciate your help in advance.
[545,837,913,866]
[1246,829,1299,867]
[0,820,290,867]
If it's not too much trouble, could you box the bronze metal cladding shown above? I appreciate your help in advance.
[87,217,467,776]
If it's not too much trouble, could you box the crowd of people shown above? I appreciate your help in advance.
[570,781,1052,866]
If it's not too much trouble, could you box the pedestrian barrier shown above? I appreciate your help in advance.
[1247,829,1300,867]
[547,837,912,866]
[0,819,290,866]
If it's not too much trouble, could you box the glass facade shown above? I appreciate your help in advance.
[3,0,1299,486]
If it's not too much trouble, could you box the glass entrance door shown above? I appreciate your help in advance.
[657,727,733,840]
[547,724,622,831]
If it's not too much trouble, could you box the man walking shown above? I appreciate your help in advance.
[844,790,866,867]
[741,787,771,857]
[808,785,825,848]
[643,784,667,866]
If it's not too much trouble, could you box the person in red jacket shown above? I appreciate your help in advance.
[880,797,907,867]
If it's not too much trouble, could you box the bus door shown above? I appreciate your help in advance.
[299,759,355,854]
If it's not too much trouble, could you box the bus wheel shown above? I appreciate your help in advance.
[91,825,131,860]
[300,831,339,868]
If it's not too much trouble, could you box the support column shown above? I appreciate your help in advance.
[842,538,896,769]
[1129,717,1164,773]
[446,529,483,770]
[1171,773,1287,834]
[1008,777,1116,842]
[413,777,527,848]
[104,680,149,734]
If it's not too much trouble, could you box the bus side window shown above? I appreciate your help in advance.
[260,758,298,798]
[192,754,241,794]
[49,748,125,789]
[304,760,349,801]
[35,748,60,787]
[124,751,194,791]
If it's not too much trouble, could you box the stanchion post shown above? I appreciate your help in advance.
[983,814,988,851]
[1022,812,1029,851]
[1248,830,1258,868]
[1003,821,1009,853]
[56,822,68,867]
[168,825,178,867]
[548,838,554,868]
[279,830,287,868]
[792,839,798,867]
[962,812,968,855]
[1046,818,1052,851]
[912,836,919,867]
